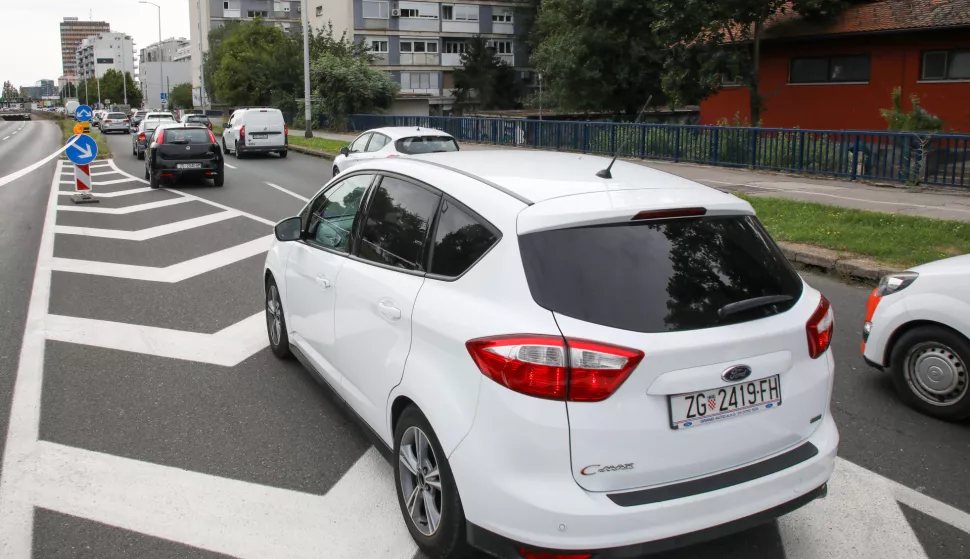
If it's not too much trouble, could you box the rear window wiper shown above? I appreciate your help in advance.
[167,139,188,144]
[718,295,794,319]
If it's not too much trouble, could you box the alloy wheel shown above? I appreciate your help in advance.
[398,426,443,536]
[266,284,283,347]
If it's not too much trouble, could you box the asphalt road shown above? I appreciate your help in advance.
[0,128,965,559]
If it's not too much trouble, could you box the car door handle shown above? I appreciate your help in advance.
[315,275,331,289]
[377,300,402,321]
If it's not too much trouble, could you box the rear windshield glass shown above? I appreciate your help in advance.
[395,136,459,155]
[245,111,282,126]
[147,114,174,120]
[107,113,127,119]
[163,128,212,144]
[518,216,803,333]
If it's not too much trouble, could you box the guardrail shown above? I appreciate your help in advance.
[349,114,970,188]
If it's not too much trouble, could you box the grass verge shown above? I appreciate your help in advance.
[57,120,113,160]
[742,195,970,268]
[287,135,349,154]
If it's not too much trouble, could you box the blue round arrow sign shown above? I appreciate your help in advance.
[66,134,98,165]
[75,104,93,122]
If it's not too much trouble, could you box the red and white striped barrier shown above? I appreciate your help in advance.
[75,163,91,192]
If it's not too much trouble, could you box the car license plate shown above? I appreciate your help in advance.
[669,375,781,429]
[252,134,268,139]
[176,163,202,169]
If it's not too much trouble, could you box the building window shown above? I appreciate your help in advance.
[316,5,323,16]
[362,0,389,19]
[489,40,513,55]
[442,4,478,21]
[399,2,438,18]
[444,41,466,54]
[223,1,229,8]
[400,8,419,17]
[246,10,268,17]
[370,40,388,53]
[789,55,869,83]
[921,50,970,81]
[400,40,438,53]
[403,72,432,89]
[492,10,512,23]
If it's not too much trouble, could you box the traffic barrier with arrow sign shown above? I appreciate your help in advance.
[66,133,99,204]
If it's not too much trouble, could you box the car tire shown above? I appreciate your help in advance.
[137,150,144,161]
[889,325,970,421]
[149,171,160,189]
[393,406,472,559]
[265,276,291,359]
[234,141,243,159]
[222,139,230,155]
[132,144,137,156]
[213,171,225,187]
[332,165,339,176]
[279,149,288,159]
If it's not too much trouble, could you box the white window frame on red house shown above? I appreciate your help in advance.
[920,50,970,81]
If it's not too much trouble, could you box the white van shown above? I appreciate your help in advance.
[221,108,288,159]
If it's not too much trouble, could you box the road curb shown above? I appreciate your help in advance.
[287,145,337,160]
[778,242,901,283]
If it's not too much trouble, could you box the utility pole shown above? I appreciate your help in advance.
[302,0,312,138]
[122,35,128,106]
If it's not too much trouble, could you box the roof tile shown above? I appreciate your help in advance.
[763,0,970,39]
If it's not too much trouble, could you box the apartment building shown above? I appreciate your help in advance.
[189,0,527,108]
[75,32,136,81]
[140,38,193,110]
[59,17,111,77]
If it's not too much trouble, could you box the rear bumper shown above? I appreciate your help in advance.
[238,143,285,153]
[155,162,223,175]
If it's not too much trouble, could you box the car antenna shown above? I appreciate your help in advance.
[596,95,653,179]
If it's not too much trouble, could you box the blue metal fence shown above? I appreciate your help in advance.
[349,114,970,188]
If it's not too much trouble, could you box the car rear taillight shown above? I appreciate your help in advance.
[156,129,166,143]
[105,120,112,123]
[466,335,644,402]
[239,125,245,138]
[806,295,834,359]
[517,548,592,559]
[138,132,146,142]
[207,130,218,143]
[124,119,129,123]
[284,124,288,136]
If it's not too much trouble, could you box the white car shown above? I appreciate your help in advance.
[221,107,288,159]
[332,127,458,176]
[862,255,970,420]
[262,151,838,558]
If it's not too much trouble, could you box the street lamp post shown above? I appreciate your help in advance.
[197,0,207,113]
[122,36,128,106]
[302,0,312,138]
[140,1,163,110]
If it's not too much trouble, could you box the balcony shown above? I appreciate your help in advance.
[400,53,440,66]
[441,53,462,66]
[223,8,241,17]
[498,54,514,65]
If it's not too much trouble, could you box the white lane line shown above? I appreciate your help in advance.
[93,178,141,186]
[44,313,267,366]
[91,170,119,177]
[56,197,190,214]
[0,159,63,554]
[107,159,276,226]
[2,136,9,141]
[224,163,237,169]
[11,131,17,136]
[779,458,926,559]
[23,443,416,559]
[50,235,274,282]
[699,179,970,215]
[57,187,153,198]
[266,182,309,202]
[54,211,240,240]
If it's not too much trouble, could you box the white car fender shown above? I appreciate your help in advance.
[899,291,970,340]
[263,239,297,316]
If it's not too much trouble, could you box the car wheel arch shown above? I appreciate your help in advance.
[885,320,970,365]
[390,395,417,439]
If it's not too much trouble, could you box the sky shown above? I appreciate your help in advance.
[0,0,191,88]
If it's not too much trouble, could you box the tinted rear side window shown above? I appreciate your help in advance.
[518,216,803,333]
[164,128,212,144]
[429,199,498,277]
[358,176,441,271]
[395,136,459,154]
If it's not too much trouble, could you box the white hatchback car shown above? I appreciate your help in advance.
[862,255,970,421]
[332,127,458,176]
[263,151,838,558]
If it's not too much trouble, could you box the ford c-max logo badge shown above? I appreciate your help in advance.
[722,365,752,382]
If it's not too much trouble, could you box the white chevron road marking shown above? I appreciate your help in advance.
[57,187,153,198]
[44,312,267,366]
[53,211,239,240]
[50,235,274,282]
[56,197,191,214]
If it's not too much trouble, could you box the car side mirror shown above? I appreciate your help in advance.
[275,216,302,242]
[339,147,349,156]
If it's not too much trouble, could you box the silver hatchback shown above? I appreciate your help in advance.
[101,112,131,134]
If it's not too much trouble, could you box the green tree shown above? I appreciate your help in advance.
[1,80,18,98]
[169,83,194,109]
[531,0,668,115]
[652,0,848,124]
[453,36,521,110]
[307,52,398,130]
[881,87,943,132]
[60,82,78,98]
[96,70,143,108]
[212,19,300,106]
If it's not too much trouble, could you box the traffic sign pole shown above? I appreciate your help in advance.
[71,163,98,204]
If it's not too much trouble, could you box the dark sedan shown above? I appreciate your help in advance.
[145,124,225,188]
